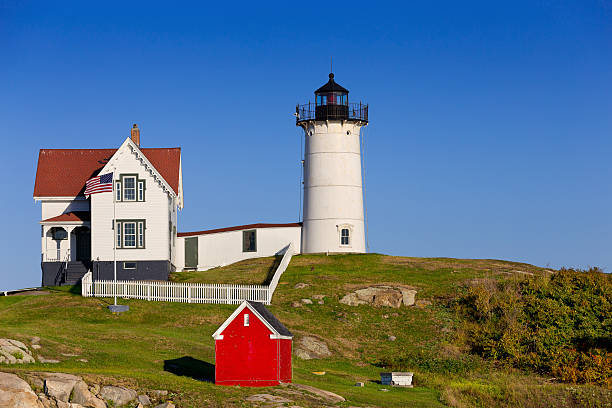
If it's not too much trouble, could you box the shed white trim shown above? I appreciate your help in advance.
[212,300,291,340]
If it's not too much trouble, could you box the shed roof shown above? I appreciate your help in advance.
[246,301,293,337]
[178,223,302,237]
[212,300,293,339]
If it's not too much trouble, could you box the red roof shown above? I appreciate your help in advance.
[41,211,91,223]
[178,223,302,237]
[33,147,181,197]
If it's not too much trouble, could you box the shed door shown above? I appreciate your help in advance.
[185,237,198,269]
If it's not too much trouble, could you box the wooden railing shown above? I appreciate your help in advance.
[81,243,295,305]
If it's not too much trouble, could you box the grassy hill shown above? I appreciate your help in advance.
[0,254,609,407]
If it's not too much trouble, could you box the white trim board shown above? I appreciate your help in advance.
[212,300,292,340]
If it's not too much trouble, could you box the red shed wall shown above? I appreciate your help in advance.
[279,338,292,383]
[216,308,288,386]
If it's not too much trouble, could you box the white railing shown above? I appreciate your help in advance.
[81,242,295,305]
[267,243,295,300]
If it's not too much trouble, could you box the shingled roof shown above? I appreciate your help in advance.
[246,301,293,337]
[33,147,181,197]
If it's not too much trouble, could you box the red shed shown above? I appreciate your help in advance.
[212,300,293,386]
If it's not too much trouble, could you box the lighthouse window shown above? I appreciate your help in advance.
[242,230,257,252]
[244,313,249,326]
[341,228,350,246]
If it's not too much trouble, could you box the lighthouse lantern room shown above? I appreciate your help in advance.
[296,73,368,254]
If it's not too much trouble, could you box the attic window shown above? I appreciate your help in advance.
[244,313,249,326]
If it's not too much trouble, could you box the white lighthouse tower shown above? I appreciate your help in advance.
[296,73,369,253]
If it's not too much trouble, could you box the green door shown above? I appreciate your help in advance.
[185,237,198,269]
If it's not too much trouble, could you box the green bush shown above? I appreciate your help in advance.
[457,268,611,385]
[376,349,478,375]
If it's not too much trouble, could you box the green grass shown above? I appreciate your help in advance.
[0,254,608,407]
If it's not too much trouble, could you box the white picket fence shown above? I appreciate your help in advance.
[81,243,295,305]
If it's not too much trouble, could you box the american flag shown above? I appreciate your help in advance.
[85,172,114,196]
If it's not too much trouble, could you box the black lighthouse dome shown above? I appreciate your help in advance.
[296,73,368,124]
[314,73,349,120]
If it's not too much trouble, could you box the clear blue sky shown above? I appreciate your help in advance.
[1,1,611,290]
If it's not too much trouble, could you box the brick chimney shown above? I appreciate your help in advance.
[131,124,140,147]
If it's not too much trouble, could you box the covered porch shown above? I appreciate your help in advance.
[41,211,91,263]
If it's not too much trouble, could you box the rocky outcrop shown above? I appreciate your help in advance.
[340,286,417,308]
[291,383,345,403]
[99,386,137,406]
[71,381,106,408]
[42,373,80,402]
[294,336,332,360]
[0,372,43,408]
[0,371,172,408]
[0,339,36,364]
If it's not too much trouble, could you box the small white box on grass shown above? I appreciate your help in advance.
[380,372,413,387]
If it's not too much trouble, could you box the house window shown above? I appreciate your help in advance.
[123,222,136,247]
[124,262,136,270]
[242,230,256,252]
[341,228,350,246]
[116,220,145,249]
[116,175,145,202]
[116,222,122,248]
[138,181,145,201]
[123,176,136,201]
[244,313,249,326]
[138,222,144,247]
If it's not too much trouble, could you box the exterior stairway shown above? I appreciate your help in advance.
[62,262,89,285]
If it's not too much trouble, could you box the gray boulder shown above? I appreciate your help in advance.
[100,385,137,406]
[295,336,332,359]
[43,373,80,402]
[137,394,151,405]
[0,372,43,408]
[340,286,417,308]
[71,380,106,408]
[399,288,417,306]
[0,338,36,364]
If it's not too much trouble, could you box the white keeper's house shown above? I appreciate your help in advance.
[33,72,369,285]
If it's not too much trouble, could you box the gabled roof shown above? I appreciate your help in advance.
[178,223,302,237]
[246,301,293,337]
[33,145,181,198]
[212,300,293,340]
[40,211,90,224]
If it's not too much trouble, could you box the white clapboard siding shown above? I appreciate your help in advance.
[90,143,174,263]
[82,243,295,305]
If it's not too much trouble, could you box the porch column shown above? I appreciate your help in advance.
[41,225,48,262]
[66,226,76,262]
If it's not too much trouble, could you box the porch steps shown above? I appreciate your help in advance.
[63,262,89,285]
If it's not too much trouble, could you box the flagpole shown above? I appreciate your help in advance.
[113,171,117,307]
